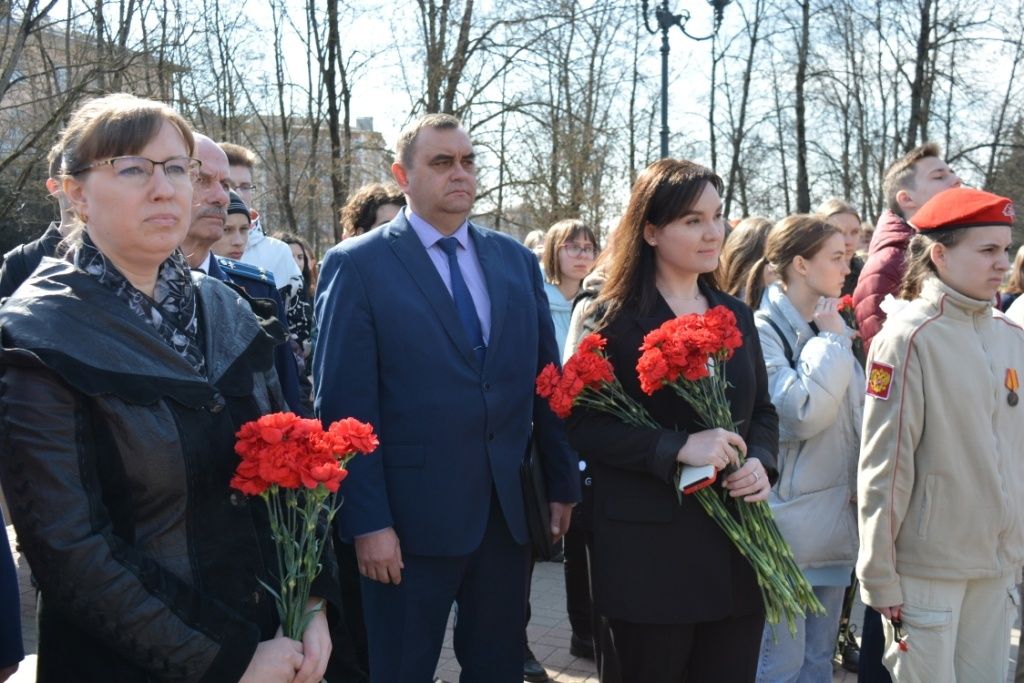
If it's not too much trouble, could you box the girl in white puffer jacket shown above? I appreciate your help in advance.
[745,214,864,683]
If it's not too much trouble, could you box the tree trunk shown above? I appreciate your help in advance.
[905,0,932,150]
[794,0,811,213]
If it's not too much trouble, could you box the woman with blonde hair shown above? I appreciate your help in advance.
[0,94,334,682]
[815,197,863,296]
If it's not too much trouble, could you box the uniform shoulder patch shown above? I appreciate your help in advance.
[866,360,895,400]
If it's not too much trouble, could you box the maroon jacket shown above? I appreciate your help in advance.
[852,210,912,354]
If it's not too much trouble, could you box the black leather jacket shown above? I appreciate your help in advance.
[0,259,335,682]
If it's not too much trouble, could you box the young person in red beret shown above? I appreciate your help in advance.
[857,187,1024,683]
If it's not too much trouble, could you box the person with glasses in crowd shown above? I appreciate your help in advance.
[0,94,336,683]
[218,142,303,310]
[541,219,600,358]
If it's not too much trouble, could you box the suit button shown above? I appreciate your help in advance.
[209,394,225,413]
[229,492,243,507]
[251,590,261,605]
[488,433,495,441]
[483,382,491,391]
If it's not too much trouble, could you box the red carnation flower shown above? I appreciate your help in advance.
[536,363,561,400]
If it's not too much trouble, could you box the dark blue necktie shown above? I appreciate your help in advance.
[438,236,485,364]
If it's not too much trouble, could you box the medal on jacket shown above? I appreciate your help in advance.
[1006,368,1019,407]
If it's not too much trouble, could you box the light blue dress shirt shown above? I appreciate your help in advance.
[406,208,492,344]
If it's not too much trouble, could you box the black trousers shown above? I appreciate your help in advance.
[325,541,369,683]
[858,606,893,683]
[606,612,763,683]
[563,521,593,641]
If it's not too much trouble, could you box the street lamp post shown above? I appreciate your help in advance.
[641,0,732,159]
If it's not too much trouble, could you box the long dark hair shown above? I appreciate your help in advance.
[598,159,723,324]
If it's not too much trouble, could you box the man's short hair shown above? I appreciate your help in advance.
[882,142,940,216]
[219,141,257,169]
[395,113,462,167]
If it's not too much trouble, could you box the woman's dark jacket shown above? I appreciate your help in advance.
[566,284,779,625]
[0,508,23,670]
[0,259,337,682]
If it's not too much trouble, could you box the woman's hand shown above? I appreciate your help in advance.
[814,297,846,335]
[722,458,771,502]
[676,428,745,470]
[293,598,332,683]
[239,631,303,683]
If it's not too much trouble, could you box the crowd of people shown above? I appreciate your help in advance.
[0,91,1022,683]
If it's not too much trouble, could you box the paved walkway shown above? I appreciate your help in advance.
[6,524,1020,682]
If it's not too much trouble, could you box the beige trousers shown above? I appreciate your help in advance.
[1015,578,1024,683]
[881,572,1018,683]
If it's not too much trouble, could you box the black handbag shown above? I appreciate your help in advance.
[520,438,553,560]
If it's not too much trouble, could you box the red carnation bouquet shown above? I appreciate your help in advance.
[837,295,864,365]
[538,307,822,635]
[636,305,822,633]
[536,333,660,429]
[231,412,378,639]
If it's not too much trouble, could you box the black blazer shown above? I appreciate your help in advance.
[566,283,779,624]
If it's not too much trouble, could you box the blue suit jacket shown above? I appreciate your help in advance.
[314,214,580,556]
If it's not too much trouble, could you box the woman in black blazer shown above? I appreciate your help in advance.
[565,159,779,683]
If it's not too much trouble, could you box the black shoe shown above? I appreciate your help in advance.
[841,638,860,673]
[523,654,549,682]
[569,633,595,660]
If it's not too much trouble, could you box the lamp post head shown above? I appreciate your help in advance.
[708,0,733,31]
[708,0,732,31]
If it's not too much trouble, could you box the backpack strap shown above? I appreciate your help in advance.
[756,312,796,370]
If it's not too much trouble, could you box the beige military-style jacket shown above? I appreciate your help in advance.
[857,277,1024,608]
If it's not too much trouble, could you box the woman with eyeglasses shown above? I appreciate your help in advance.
[540,219,600,358]
[0,94,334,683]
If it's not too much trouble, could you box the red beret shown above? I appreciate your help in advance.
[911,187,1015,233]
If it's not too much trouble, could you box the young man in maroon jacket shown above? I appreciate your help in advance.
[852,143,961,354]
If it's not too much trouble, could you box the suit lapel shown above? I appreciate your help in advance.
[384,214,480,369]
[470,224,507,368]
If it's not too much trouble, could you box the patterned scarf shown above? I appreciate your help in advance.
[72,233,206,374]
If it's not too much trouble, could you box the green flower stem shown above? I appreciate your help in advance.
[261,484,342,640]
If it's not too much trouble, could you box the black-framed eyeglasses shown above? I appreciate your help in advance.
[71,155,201,186]
[560,243,597,258]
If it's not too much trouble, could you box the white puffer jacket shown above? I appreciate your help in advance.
[756,284,864,570]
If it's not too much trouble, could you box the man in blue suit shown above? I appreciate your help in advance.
[314,114,580,682]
